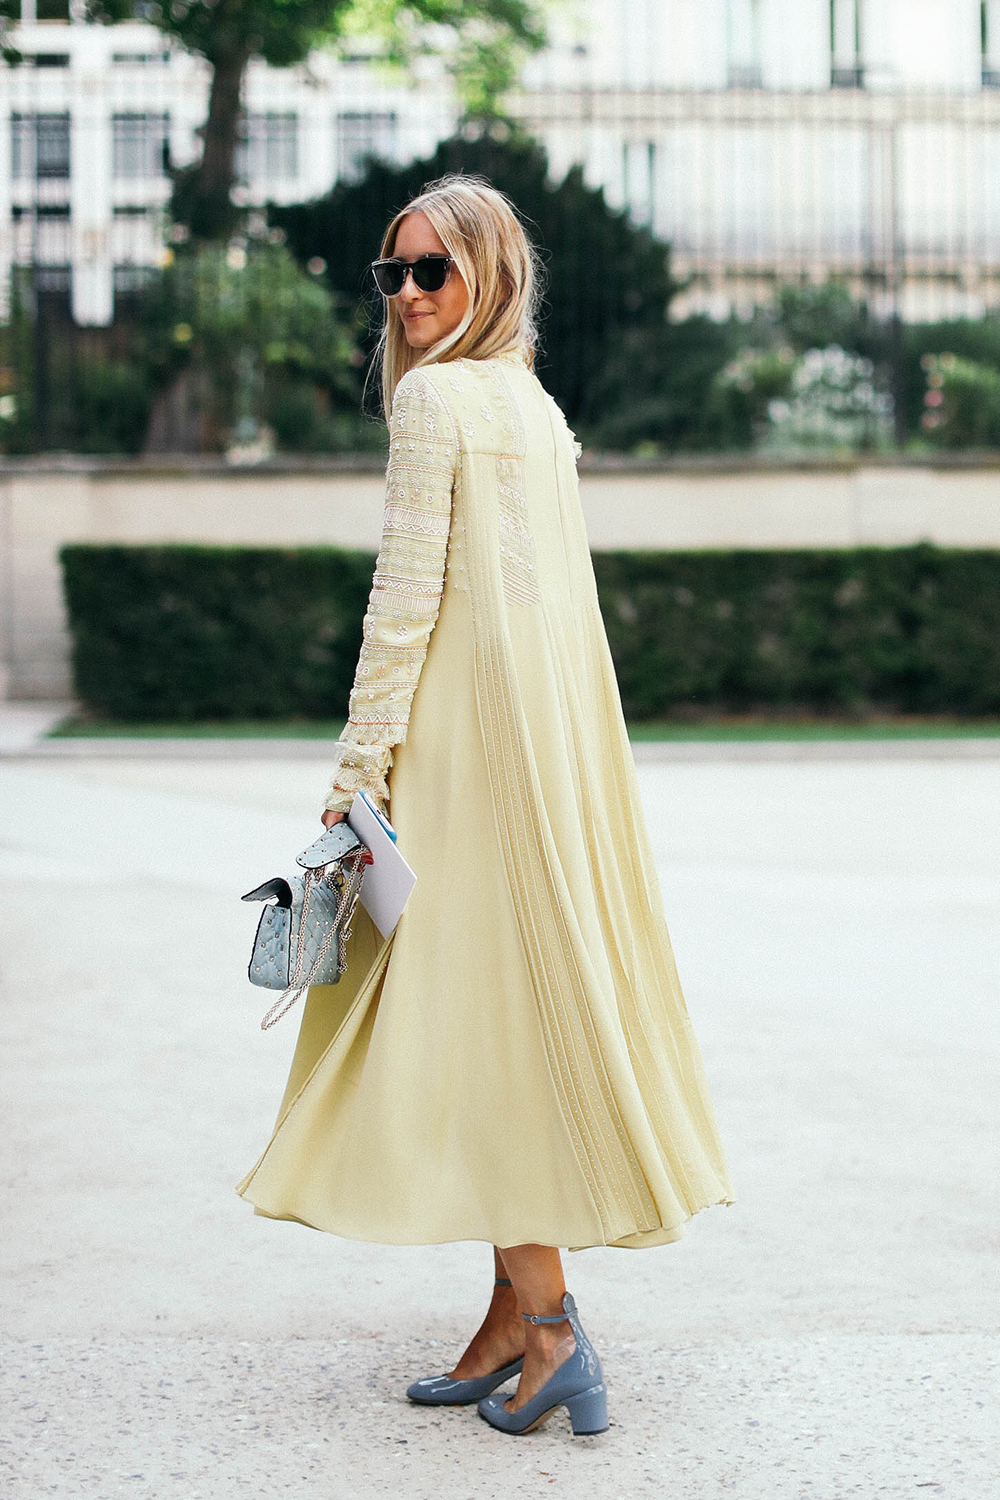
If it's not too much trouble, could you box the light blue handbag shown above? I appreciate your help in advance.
[242,821,369,1030]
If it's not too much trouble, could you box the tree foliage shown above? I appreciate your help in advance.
[272,130,731,449]
[919,352,1000,448]
[0,239,366,455]
[136,237,366,452]
[0,2,20,64]
[900,317,1000,440]
[754,282,891,363]
[82,0,544,238]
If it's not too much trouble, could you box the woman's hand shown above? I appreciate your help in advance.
[321,807,374,863]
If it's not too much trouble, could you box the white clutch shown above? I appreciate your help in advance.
[348,791,417,939]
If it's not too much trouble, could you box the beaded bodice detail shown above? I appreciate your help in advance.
[324,353,568,815]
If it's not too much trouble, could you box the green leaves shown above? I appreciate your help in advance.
[274,132,686,437]
[60,543,1000,722]
[130,238,366,452]
[340,0,545,116]
[594,546,1000,720]
[60,544,377,720]
[100,0,546,239]
[920,353,1000,448]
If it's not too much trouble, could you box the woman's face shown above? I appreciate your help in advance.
[389,212,469,349]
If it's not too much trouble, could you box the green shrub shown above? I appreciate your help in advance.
[708,347,797,449]
[763,346,894,453]
[72,357,155,455]
[61,543,1000,722]
[135,240,364,455]
[593,546,1000,718]
[920,353,1000,448]
[271,133,729,452]
[902,318,1000,441]
[60,545,375,720]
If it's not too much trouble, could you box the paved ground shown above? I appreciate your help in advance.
[1,750,998,1499]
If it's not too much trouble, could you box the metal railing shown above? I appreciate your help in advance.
[511,83,1000,322]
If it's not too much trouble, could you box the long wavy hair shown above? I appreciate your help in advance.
[372,174,542,419]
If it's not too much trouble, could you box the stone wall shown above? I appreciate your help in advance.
[3,457,999,700]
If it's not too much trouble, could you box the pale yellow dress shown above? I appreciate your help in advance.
[237,351,734,1250]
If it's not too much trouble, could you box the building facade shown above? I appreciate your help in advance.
[521,0,1000,317]
[1,5,454,324]
[3,0,1000,324]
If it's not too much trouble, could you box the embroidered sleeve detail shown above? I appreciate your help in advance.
[382,504,451,539]
[325,370,457,810]
[323,740,393,814]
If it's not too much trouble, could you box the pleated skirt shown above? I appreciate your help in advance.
[237,577,734,1250]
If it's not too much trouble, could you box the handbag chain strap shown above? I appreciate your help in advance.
[259,849,368,1031]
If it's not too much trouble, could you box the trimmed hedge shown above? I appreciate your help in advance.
[61,542,1000,721]
[60,545,374,721]
[592,545,1000,718]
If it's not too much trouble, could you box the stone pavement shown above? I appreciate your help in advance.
[1,752,998,1500]
[0,700,71,753]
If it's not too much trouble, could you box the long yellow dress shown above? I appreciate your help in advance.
[237,351,734,1250]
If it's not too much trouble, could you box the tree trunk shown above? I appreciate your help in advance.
[173,42,251,241]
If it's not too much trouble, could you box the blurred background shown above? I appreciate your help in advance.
[1,0,999,723]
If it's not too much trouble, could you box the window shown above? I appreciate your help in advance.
[983,2,1000,86]
[34,268,72,293]
[12,204,72,271]
[112,114,169,180]
[727,0,763,89]
[236,113,298,184]
[11,114,71,180]
[112,52,172,66]
[11,117,31,179]
[336,111,397,181]
[113,265,159,294]
[623,140,657,227]
[112,205,162,264]
[830,0,864,88]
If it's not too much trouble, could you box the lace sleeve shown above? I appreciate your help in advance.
[324,370,457,814]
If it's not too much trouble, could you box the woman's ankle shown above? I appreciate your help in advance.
[524,1320,575,1362]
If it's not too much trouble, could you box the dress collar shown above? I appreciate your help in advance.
[445,348,527,370]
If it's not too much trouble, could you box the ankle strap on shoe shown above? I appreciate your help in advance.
[494,1277,513,1288]
[521,1310,570,1325]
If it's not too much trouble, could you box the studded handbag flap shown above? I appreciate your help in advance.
[242,823,369,1030]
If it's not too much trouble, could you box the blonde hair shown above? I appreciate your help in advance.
[373,173,542,419]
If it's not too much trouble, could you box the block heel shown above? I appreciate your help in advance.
[477,1292,609,1436]
[565,1383,609,1435]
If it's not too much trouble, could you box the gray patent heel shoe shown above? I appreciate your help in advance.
[477,1292,609,1436]
[406,1279,525,1406]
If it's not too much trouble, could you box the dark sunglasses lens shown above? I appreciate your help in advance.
[411,257,449,292]
[372,262,405,296]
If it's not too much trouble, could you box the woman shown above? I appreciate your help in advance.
[238,175,733,1436]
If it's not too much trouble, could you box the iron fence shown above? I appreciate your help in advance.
[4,1,1000,453]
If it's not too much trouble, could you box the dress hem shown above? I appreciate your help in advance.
[235,1183,735,1252]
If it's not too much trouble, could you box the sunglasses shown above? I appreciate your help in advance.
[371,254,454,297]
